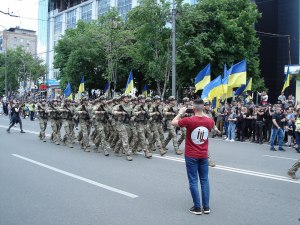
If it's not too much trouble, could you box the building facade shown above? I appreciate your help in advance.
[0,27,37,56]
[256,0,300,102]
[43,0,140,80]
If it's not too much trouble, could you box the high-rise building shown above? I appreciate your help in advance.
[255,0,299,102]
[0,27,37,56]
[41,0,141,80]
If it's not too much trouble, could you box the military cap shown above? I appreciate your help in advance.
[145,97,152,102]
[121,94,129,99]
[183,97,190,102]
[168,96,176,101]
[153,95,161,100]
[138,95,145,100]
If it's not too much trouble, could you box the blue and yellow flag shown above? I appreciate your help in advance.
[201,75,222,101]
[209,75,224,100]
[143,84,149,97]
[235,78,252,96]
[228,59,247,88]
[222,65,233,98]
[78,75,85,93]
[282,66,291,92]
[194,64,211,92]
[103,81,110,96]
[64,82,72,98]
[125,70,134,94]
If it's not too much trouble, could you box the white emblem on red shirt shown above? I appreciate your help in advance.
[191,126,209,145]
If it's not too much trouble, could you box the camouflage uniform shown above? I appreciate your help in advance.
[37,102,48,142]
[112,99,133,161]
[93,101,110,156]
[60,101,75,148]
[132,95,152,159]
[163,96,182,155]
[46,101,61,145]
[76,101,91,151]
[148,96,167,156]
[287,159,300,179]
[177,97,191,146]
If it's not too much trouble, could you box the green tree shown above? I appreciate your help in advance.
[0,47,46,96]
[176,0,263,91]
[127,0,172,96]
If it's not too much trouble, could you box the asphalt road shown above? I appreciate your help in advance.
[0,116,299,225]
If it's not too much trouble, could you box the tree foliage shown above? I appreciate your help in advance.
[0,47,46,96]
[54,0,263,97]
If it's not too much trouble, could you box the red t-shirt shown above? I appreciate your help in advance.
[178,116,214,158]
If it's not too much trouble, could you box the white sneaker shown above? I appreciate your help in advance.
[225,138,229,141]
[230,139,235,142]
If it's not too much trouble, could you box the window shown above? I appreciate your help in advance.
[20,38,23,42]
[81,3,92,22]
[118,0,132,19]
[98,0,110,17]
[54,15,63,35]
[66,9,77,29]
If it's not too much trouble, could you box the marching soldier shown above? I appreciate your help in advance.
[177,97,191,147]
[112,96,133,161]
[60,99,75,148]
[76,98,92,152]
[148,96,167,156]
[132,95,152,159]
[93,96,110,156]
[37,99,48,142]
[163,96,182,155]
[46,99,62,145]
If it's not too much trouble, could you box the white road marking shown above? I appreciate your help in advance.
[12,154,138,199]
[262,155,299,161]
[1,124,299,185]
[146,153,300,184]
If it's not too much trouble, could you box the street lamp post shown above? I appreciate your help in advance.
[0,25,8,98]
[171,1,176,98]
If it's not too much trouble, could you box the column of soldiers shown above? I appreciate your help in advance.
[35,95,217,166]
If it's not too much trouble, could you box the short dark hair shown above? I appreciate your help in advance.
[193,99,204,105]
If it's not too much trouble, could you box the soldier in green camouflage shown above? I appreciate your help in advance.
[60,99,75,148]
[46,99,62,145]
[132,95,152,159]
[37,99,48,142]
[163,96,182,155]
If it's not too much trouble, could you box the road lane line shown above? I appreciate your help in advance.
[147,153,300,184]
[12,154,138,198]
[262,155,298,161]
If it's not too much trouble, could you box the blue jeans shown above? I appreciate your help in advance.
[185,157,209,209]
[270,128,284,148]
[224,121,229,137]
[295,131,300,146]
[228,123,236,140]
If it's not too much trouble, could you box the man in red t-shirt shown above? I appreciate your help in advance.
[172,99,214,215]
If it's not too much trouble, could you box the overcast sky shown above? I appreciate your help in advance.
[0,0,40,32]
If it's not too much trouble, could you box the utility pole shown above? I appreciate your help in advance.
[171,0,176,97]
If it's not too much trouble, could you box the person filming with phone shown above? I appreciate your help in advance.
[172,99,215,215]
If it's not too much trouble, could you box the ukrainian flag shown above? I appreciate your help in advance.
[194,64,211,92]
[282,66,291,92]
[235,78,252,96]
[228,60,247,88]
[103,81,110,96]
[78,75,85,93]
[125,70,134,95]
[64,82,72,98]
[143,84,148,97]
[201,75,222,101]
[222,65,233,98]
[209,75,224,100]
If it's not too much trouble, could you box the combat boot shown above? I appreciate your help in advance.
[126,155,133,161]
[287,171,299,179]
[104,150,109,156]
[145,151,152,159]
[160,149,167,156]
[175,149,183,155]
[209,160,216,167]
